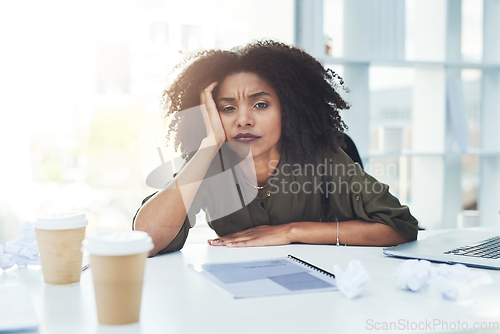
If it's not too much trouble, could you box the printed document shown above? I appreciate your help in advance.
[188,257,337,298]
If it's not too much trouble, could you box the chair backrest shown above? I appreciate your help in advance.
[341,133,423,229]
[342,133,363,169]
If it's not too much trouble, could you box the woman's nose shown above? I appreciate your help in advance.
[236,108,254,127]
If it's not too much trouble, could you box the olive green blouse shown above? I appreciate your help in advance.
[133,145,418,254]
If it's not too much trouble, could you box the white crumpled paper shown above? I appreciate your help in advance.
[395,259,432,292]
[0,221,40,270]
[431,263,493,301]
[0,245,15,270]
[395,259,493,301]
[334,260,371,299]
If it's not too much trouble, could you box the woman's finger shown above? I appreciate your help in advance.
[199,81,226,145]
[227,238,268,247]
[209,233,254,246]
[227,241,249,247]
[203,82,218,103]
[201,82,218,115]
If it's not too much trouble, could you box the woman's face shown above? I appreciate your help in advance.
[215,72,282,160]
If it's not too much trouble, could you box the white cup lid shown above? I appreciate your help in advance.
[35,212,88,230]
[82,230,154,256]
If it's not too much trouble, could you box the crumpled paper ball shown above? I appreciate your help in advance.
[0,221,40,270]
[0,245,16,270]
[395,259,432,292]
[430,263,493,301]
[394,260,493,301]
[334,260,371,299]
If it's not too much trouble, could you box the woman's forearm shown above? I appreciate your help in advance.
[288,220,408,247]
[134,138,220,256]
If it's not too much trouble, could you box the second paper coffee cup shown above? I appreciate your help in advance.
[83,230,154,325]
[35,212,88,285]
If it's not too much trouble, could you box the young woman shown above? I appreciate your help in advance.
[133,41,418,257]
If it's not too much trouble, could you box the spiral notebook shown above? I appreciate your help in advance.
[188,254,337,298]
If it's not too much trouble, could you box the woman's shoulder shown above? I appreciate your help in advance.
[309,144,364,181]
[315,144,354,165]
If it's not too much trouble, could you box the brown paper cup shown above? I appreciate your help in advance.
[36,227,86,285]
[90,252,148,325]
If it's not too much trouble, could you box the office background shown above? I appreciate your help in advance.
[1,0,499,244]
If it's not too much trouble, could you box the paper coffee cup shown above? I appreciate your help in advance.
[83,230,153,325]
[35,212,88,285]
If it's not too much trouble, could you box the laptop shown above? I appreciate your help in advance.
[383,229,500,270]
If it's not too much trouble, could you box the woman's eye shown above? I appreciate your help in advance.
[254,102,268,109]
[220,106,235,113]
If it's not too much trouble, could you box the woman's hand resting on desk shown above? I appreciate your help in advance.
[207,221,408,247]
[208,224,294,247]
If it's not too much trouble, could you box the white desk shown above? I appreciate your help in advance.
[2,229,500,334]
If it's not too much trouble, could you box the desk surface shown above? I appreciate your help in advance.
[2,229,500,334]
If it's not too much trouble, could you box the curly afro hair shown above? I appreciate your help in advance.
[161,40,349,164]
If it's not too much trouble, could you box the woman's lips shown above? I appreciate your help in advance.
[233,133,261,143]
[235,137,259,143]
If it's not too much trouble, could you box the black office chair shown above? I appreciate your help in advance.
[342,133,363,169]
[341,134,423,230]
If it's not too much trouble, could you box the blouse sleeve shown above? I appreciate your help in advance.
[132,188,204,254]
[324,148,418,242]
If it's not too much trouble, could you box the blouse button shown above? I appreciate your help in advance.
[356,195,360,201]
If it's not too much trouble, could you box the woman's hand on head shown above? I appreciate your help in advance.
[207,225,294,248]
[200,82,226,147]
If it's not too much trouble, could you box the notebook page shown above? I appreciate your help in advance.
[189,257,337,298]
